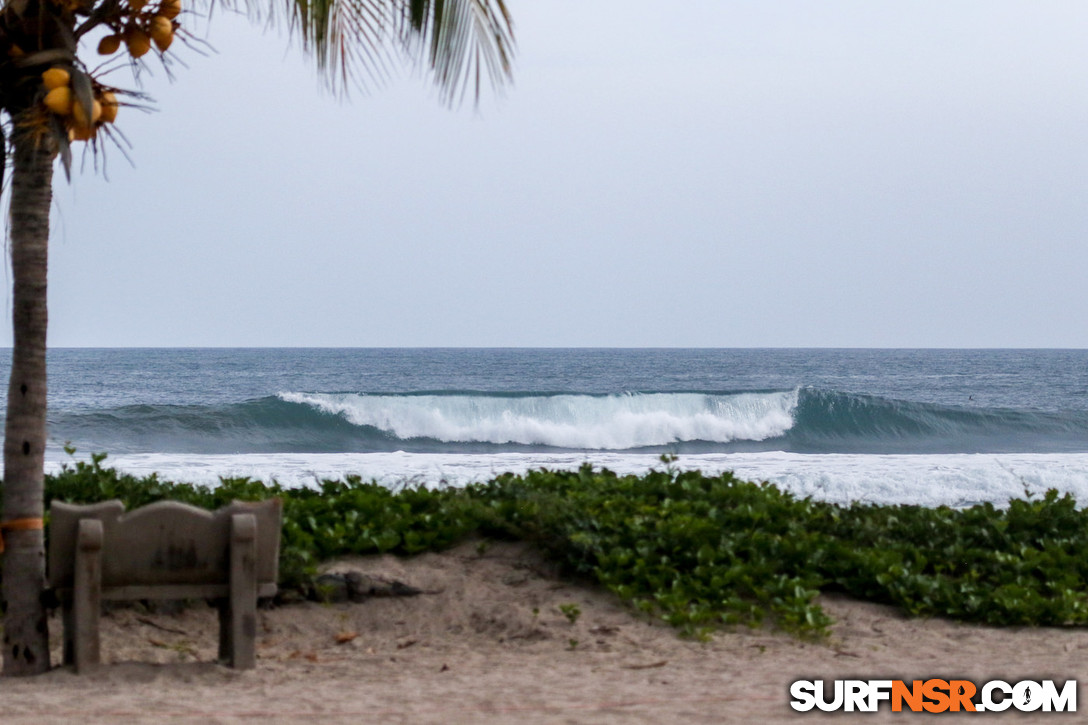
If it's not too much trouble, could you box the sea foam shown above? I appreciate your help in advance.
[52,451,1088,510]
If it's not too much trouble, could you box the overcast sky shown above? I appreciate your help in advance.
[9,0,1088,347]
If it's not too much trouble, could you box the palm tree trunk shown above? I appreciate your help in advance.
[2,133,55,676]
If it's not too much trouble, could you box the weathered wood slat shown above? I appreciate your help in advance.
[49,499,281,588]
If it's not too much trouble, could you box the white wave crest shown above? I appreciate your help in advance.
[277,391,799,449]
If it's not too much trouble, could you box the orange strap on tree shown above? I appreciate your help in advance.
[0,518,44,554]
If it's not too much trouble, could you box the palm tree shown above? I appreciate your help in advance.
[0,0,513,675]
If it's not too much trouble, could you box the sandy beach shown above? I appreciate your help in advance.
[3,539,1086,724]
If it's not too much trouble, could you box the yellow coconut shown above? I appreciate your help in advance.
[72,98,103,128]
[98,92,119,124]
[149,16,173,51]
[69,123,96,142]
[98,34,122,55]
[126,28,152,57]
[43,86,73,116]
[42,67,70,90]
[159,0,181,19]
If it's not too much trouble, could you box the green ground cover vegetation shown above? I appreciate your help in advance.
[16,454,1088,637]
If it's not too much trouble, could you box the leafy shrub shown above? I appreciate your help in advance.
[11,454,1088,638]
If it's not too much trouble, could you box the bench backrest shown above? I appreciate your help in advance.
[48,499,282,590]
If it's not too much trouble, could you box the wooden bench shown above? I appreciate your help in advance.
[47,498,282,672]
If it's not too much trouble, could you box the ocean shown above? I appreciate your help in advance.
[9,348,1088,508]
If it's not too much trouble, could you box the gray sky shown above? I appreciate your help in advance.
[12,0,1088,347]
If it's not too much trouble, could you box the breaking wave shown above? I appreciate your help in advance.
[48,388,1088,455]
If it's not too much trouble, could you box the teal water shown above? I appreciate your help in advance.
[25,348,1088,455]
[2,348,1085,507]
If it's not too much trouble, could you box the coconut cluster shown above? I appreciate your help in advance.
[97,0,181,59]
[41,67,119,142]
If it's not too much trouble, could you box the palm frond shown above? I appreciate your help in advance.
[402,0,513,103]
[229,0,513,101]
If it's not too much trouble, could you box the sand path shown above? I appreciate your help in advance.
[3,540,1085,723]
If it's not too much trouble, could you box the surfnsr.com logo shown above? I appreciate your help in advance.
[790,679,1077,713]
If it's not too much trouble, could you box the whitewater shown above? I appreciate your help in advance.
[276,390,798,449]
[61,450,1088,510]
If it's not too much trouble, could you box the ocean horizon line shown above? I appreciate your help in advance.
[3,345,1087,352]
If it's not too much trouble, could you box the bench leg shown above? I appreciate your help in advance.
[217,598,230,662]
[61,599,74,666]
[223,513,257,669]
[72,519,104,673]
